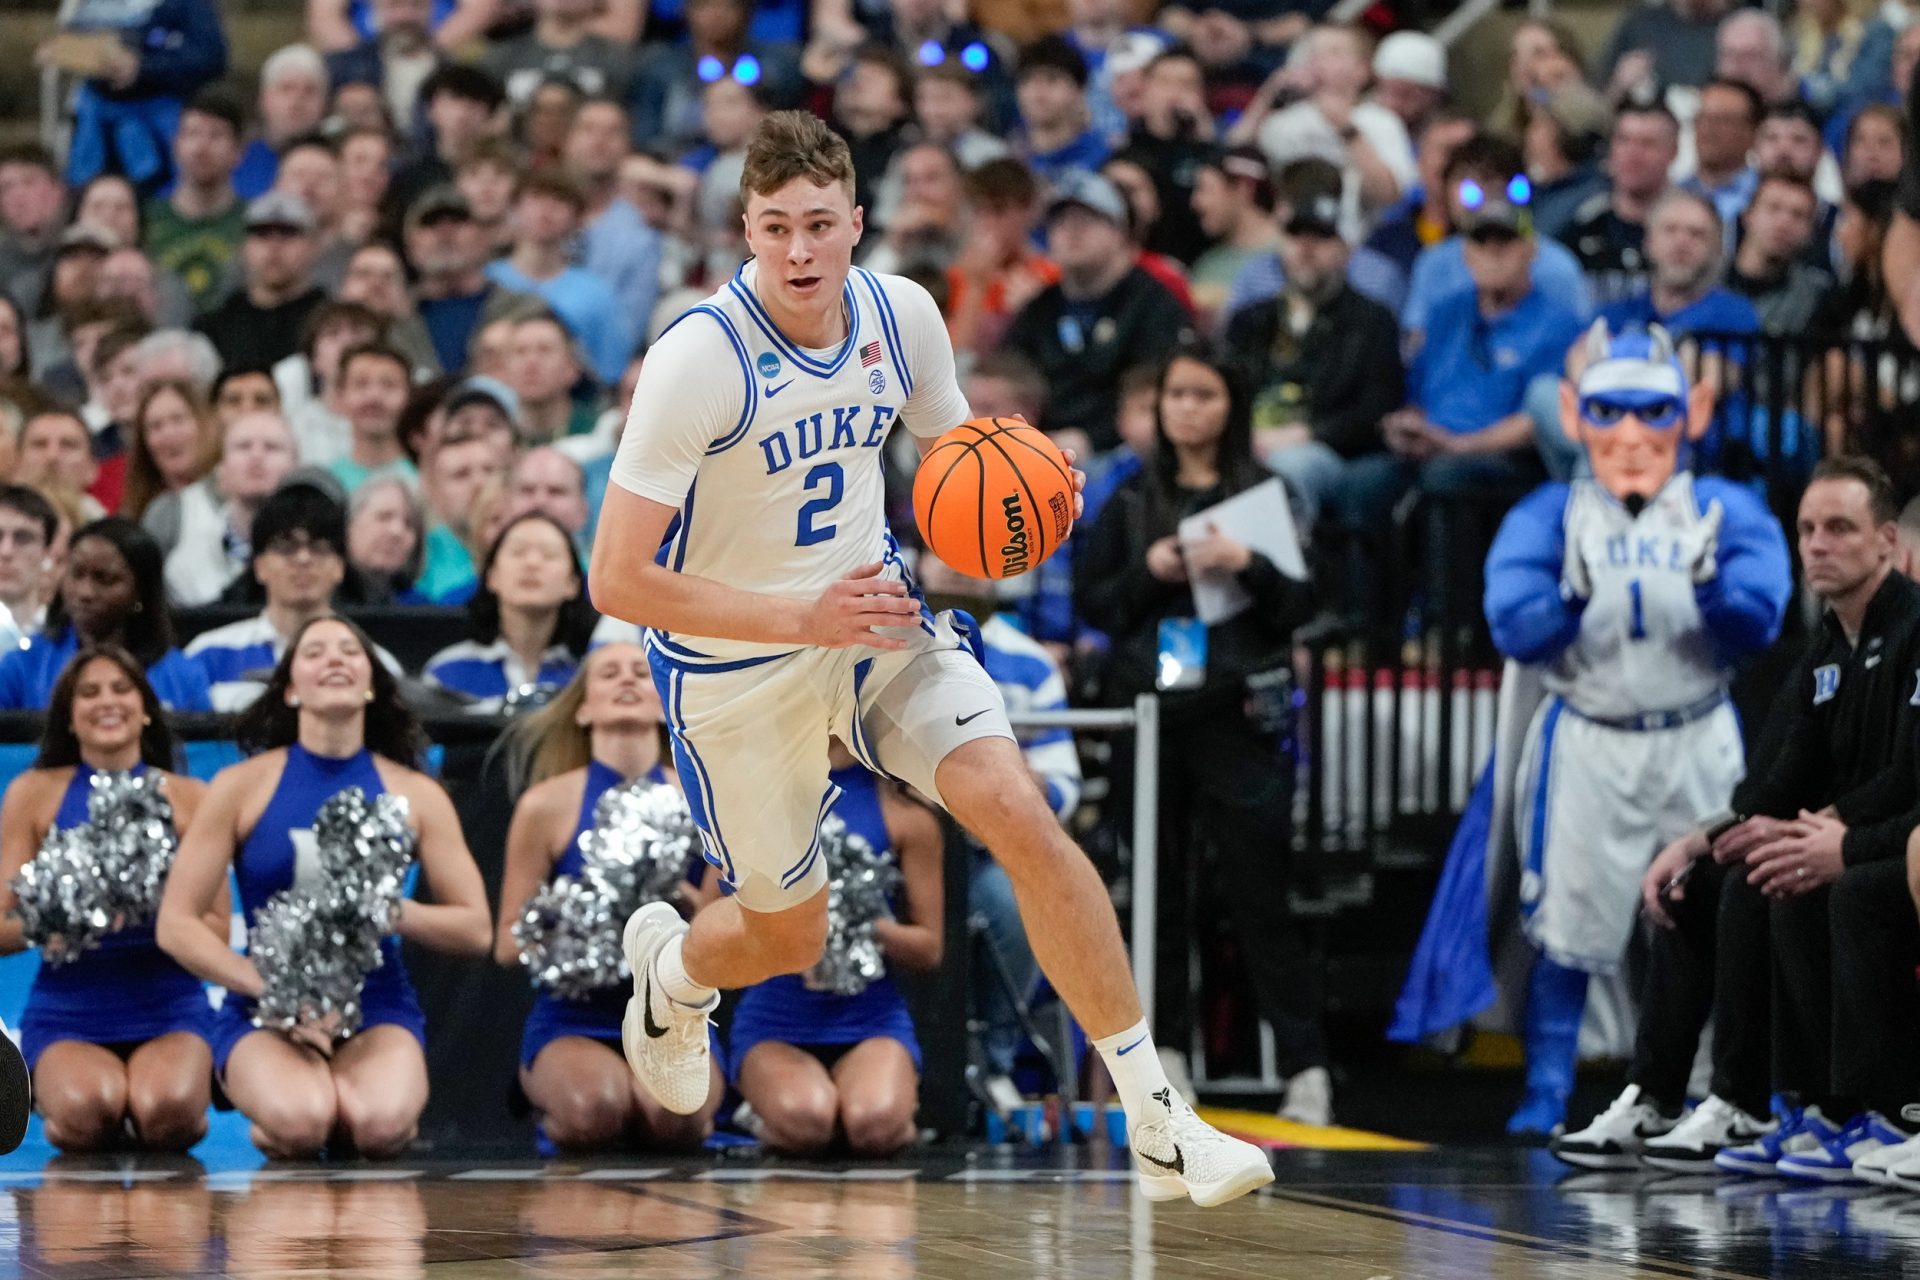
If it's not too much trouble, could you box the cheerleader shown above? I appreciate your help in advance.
[0,648,215,1152]
[495,641,721,1150]
[157,616,491,1159]
[729,743,944,1157]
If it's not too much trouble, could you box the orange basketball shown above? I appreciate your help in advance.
[913,418,1075,580]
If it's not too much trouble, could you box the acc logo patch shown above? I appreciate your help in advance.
[757,352,782,379]
[1813,664,1841,705]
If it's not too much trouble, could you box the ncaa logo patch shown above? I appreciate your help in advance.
[757,352,782,380]
[1813,664,1841,705]
[869,368,887,395]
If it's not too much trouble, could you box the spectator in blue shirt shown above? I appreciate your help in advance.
[1403,134,1592,339]
[0,517,211,713]
[562,98,663,345]
[1013,36,1113,185]
[233,46,329,200]
[485,171,633,385]
[424,511,599,714]
[1391,188,1585,500]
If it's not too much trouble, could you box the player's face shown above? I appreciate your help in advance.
[69,657,144,756]
[1797,477,1893,601]
[579,643,663,731]
[743,178,863,319]
[287,619,375,715]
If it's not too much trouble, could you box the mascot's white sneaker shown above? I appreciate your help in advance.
[1132,1087,1275,1207]
[620,903,716,1116]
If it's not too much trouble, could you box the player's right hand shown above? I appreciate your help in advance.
[804,562,922,650]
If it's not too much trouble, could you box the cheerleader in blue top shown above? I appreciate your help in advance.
[496,641,722,1150]
[424,513,599,714]
[730,741,945,1157]
[0,647,215,1152]
[0,518,213,712]
[156,616,492,1159]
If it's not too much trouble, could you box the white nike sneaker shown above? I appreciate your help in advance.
[1641,1095,1772,1173]
[620,902,717,1116]
[1132,1088,1275,1208]
[1552,1084,1676,1170]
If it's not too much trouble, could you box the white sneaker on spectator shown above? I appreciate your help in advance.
[1642,1095,1773,1173]
[1551,1085,1674,1169]
[1278,1067,1333,1127]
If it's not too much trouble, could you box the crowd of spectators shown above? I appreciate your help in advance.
[5,0,1920,1130]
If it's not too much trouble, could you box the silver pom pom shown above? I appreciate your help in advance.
[514,780,695,997]
[250,788,416,1037]
[804,815,901,997]
[12,771,178,965]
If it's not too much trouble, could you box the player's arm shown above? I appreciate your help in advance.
[591,315,923,650]
[1484,486,1585,664]
[1693,482,1793,659]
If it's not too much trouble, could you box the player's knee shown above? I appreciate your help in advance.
[760,900,831,974]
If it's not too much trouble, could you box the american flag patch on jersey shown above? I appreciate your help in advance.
[860,341,882,367]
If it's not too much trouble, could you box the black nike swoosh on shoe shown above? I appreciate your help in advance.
[642,971,670,1039]
[1139,1145,1185,1175]
[955,709,992,726]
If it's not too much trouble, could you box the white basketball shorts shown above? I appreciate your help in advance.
[646,610,1014,911]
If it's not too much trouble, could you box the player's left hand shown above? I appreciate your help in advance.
[1060,446,1087,522]
[1744,809,1846,898]
[1688,499,1725,586]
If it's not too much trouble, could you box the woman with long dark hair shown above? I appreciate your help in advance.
[424,511,599,713]
[157,616,491,1158]
[494,641,721,1151]
[0,647,216,1151]
[1072,346,1327,1122]
[0,517,213,711]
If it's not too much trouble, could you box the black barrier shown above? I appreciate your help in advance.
[0,710,970,1153]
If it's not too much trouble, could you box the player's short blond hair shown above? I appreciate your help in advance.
[740,110,857,209]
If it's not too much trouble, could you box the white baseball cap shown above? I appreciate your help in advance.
[1373,31,1448,91]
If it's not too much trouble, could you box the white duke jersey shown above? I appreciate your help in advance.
[607,261,971,659]
[1490,474,1761,718]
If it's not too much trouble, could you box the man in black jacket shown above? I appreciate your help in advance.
[1003,171,1194,451]
[1220,185,1404,533]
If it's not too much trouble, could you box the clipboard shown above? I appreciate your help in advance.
[1176,477,1306,625]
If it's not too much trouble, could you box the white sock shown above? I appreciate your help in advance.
[1094,1019,1176,1128]
[652,934,717,1009]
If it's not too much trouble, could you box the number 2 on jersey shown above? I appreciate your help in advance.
[796,462,843,546]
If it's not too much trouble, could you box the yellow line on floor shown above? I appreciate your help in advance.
[1194,1106,1433,1152]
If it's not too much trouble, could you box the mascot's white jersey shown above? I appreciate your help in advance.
[608,261,972,659]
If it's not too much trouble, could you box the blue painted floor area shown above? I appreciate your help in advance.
[0,1110,264,1174]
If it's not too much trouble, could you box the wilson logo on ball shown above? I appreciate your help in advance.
[999,495,1031,576]
[913,418,1074,580]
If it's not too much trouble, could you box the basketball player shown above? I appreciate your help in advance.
[589,110,1273,1206]
[1486,322,1792,1138]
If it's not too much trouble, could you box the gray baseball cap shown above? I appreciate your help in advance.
[1045,170,1130,228]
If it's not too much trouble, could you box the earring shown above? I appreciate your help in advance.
[141,716,151,726]
[365,688,374,703]
[288,694,301,709]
